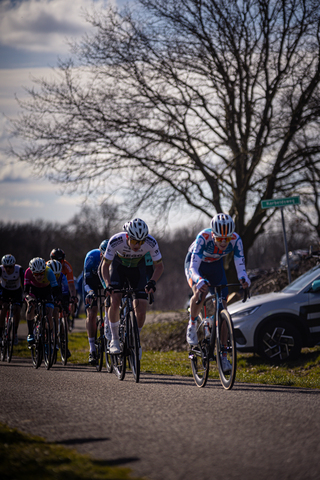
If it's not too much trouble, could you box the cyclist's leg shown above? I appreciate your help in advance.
[108,259,124,353]
[184,253,207,344]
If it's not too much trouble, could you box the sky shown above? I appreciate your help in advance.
[0,0,207,233]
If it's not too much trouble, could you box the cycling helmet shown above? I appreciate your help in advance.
[99,239,109,254]
[29,257,46,274]
[124,218,149,241]
[211,213,235,237]
[50,248,65,261]
[2,254,16,266]
[46,259,62,275]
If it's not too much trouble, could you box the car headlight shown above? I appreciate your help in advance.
[231,305,261,320]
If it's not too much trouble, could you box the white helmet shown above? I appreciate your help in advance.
[46,259,62,275]
[124,218,149,241]
[211,213,235,237]
[29,257,46,274]
[2,254,16,266]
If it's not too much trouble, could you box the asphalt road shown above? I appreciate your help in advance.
[1,322,320,480]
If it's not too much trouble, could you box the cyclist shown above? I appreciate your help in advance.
[24,257,61,345]
[46,259,71,358]
[50,248,78,324]
[101,218,164,356]
[0,254,24,345]
[184,213,250,371]
[83,239,109,365]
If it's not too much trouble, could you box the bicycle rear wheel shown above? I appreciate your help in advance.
[6,313,14,363]
[216,309,237,390]
[104,337,113,373]
[95,318,104,372]
[50,317,57,367]
[127,311,140,383]
[60,316,69,366]
[43,319,52,370]
[189,315,210,387]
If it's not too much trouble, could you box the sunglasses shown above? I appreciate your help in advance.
[129,238,146,246]
[34,272,45,277]
[4,265,14,270]
[215,236,232,243]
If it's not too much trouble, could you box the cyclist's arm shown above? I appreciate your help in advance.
[233,236,251,287]
[101,258,112,287]
[150,259,164,283]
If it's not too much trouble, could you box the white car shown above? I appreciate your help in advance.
[228,265,320,362]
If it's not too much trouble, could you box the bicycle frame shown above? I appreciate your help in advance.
[29,299,52,370]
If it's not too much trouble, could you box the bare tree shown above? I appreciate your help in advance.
[10,0,320,256]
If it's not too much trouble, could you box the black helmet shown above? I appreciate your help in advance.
[50,248,66,261]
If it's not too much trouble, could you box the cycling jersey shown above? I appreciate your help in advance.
[0,265,24,290]
[83,249,104,295]
[61,260,74,286]
[24,266,58,290]
[187,228,250,286]
[104,233,162,267]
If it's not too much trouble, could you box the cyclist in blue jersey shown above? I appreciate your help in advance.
[101,218,164,356]
[185,214,250,371]
[83,239,109,365]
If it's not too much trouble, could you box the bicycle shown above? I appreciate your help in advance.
[106,286,152,383]
[94,290,108,372]
[27,298,52,370]
[0,298,16,363]
[52,303,70,366]
[188,283,248,390]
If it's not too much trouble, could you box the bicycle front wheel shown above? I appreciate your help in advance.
[60,316,69,366]
[189,315,210,387]
[6,313,14,363]
[43,319,52,370]
[31,321,42,369]
[0,329,7,362]
[216,309,237,390]
[127,311,140,383]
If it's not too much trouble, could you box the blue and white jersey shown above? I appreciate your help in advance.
[83,249,103,294]
[57,272,69,297]
[188,228,250,286]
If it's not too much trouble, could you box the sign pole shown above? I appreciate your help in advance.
[280,207,291,283]
[261,195,300,284]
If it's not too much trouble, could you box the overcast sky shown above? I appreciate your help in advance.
[0,0,206,233]
[0,0,125,225]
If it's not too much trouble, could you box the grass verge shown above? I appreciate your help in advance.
[0,423,144,480]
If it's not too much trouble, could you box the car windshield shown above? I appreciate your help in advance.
[282,265,320,294]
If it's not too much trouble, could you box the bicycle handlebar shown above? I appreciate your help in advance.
[196,283,250,305]
[105,287,154,307]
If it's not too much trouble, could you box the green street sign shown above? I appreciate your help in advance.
[261,196,300,209]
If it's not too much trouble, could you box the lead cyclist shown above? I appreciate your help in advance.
[185,213,250,372]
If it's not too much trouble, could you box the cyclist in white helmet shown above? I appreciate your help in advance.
[0,254,24,345]
[24,257,62,345]
[101,218,164,356]
[184,213,250,372]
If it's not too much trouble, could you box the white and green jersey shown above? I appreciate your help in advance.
[104,232,162,267]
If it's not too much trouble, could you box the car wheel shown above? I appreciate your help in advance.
[257,319,302,362]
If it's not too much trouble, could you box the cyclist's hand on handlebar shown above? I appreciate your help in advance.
[145,279,156,294]
[85,290,96,305]
[196,278,209,293]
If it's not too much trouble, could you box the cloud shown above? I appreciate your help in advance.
[0,197,44,208]
[0,0,111,54]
